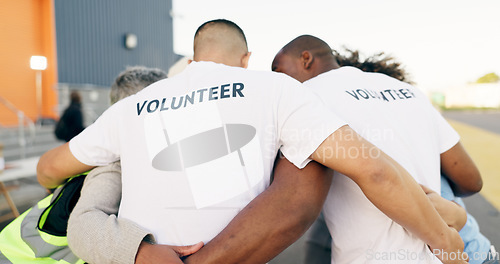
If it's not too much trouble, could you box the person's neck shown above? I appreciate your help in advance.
[194,55,241,68]
[324,60,339,71]
[312,61,339,78]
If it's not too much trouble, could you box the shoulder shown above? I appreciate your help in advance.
[87,161,122,178]
[81,162,122,193]
[206,61,300,84]
[305,67,362,85]
[247,69,304,89]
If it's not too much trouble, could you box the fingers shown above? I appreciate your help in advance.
[419,184,434,194]
[431,227,467,264]
[171,241,204,257]
[136,242,184,264]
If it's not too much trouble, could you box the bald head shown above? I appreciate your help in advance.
[281,35,333,59]
[272,35,339,82]
[193,19,251,68]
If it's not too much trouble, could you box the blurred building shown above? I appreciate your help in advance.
[443,83,500,109]
[0,0,178,126]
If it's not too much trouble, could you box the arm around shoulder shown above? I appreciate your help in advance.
[311,126,465,264]
[184,157,332,264]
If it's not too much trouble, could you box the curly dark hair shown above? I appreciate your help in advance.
[333,48,413,84]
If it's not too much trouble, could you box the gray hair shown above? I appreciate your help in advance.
[110,66,167,104]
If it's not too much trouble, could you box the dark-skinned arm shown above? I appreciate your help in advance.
[311,126,466,264]
[441,142,482,197]
[183,157,332,264]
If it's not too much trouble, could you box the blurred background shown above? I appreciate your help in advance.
[1,0,499,128]
[0,0,498,262]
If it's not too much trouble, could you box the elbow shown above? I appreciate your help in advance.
[469,177,483,194]
[37,156,60,189]
[359,159,403,199]
[286,212,318,239]
[455,170,483,196]
[282,197,324,237]
[293,184,330,231]
[36,160,50,187]
[366,162,397,190]
[297,205,322,230]
[471,169,483,193]
[466,165,483,193]
[300,194,327,228]
[461,177,483,196]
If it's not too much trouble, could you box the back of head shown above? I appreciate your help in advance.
[272,35,338,82]
[110,66,167,104]
[281,35,334,60]
[193,19,249,67]
[70,91,81,104]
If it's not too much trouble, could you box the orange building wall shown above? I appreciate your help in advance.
[0,0,58,126]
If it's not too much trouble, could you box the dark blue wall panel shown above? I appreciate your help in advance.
[54,0,176,86]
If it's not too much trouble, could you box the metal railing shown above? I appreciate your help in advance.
[0,96,36,159]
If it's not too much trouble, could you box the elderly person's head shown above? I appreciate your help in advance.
[110,66,167,104]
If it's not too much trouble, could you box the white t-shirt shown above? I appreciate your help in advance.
[69,61,346,245]
[304,67,460,264]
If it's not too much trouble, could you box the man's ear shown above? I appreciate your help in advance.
[301,51,314,69]
[241,52,252,69]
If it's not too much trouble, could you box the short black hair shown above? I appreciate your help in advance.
[194,19,247,47]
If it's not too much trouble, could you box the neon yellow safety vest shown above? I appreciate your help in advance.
[0,174,87,264]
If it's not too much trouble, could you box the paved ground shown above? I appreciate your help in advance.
[443,110,500,248]
[1,110,499,263]
[442,110,500,134]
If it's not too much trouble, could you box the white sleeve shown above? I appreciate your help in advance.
[69,103,122,166]
[431,107,460,153]
[276,76,347,169]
